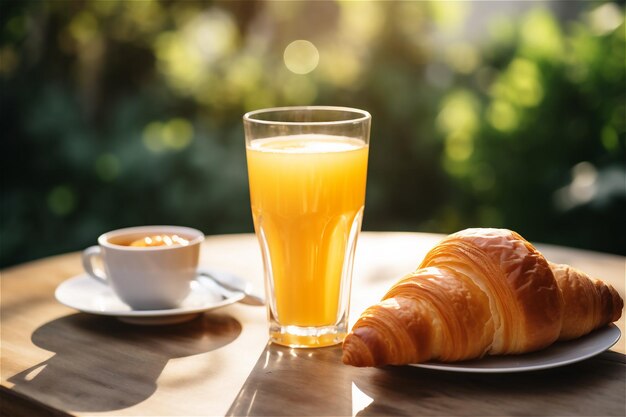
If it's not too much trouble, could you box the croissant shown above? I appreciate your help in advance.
[342,228,623,367]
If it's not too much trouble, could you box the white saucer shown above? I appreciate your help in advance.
[55,274,245,325]
[410,324,621,373]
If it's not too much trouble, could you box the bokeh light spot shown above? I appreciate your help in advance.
[601,126,618,152]
[553,162,602,211]
[569,162,598,204]
[283,40,319,75]
[154,31,204,94]
[142,121,166,153]
[508,59,543,107]
[436,90,479,136]
[487,100,519,133]
[47,186,76,216]
[588,3,623,35]
[163,118,194,150]
[68,11,99,45]
[142,119,194,152]
[187,10,238,63]
[491,58,543,108]
[445,132,474,162]
[429,1,468,33]
[520,8,563,60]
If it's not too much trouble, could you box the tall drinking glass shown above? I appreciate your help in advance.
[243,106,371,348]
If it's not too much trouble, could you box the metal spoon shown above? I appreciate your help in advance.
[197,268,265,306]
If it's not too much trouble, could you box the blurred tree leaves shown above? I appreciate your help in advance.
[1,0,624,267]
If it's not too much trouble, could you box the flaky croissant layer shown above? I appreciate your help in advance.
[342,228,623,367]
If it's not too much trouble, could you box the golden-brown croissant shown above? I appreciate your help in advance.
[342,228,623,367]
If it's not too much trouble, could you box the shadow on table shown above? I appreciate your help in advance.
[227,343,625,417]
[227,343,353,416]
[8,312,241,412]
[353,351,626,416]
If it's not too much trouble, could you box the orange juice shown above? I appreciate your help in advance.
[246,134,368,328]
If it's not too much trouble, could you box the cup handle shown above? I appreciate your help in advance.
[82,246,108,284]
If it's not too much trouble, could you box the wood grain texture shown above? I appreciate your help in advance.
[1,232,625,417]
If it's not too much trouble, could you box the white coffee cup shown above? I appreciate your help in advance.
[82,225,204,310]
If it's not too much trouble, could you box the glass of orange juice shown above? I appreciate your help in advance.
[243,106,371,348]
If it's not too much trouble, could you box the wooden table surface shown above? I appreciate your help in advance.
[1,232,624,416]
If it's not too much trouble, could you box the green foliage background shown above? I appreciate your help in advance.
[1,0,625,268]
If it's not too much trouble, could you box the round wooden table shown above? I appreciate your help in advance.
[1,232,624,416]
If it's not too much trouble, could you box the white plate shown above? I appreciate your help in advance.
[410,324,621,373]
[55,274,245,325]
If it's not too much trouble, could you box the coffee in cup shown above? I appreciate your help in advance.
[82,226,204,310]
